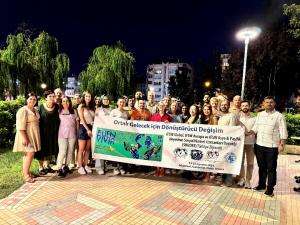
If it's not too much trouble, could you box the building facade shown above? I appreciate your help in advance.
[146,63,193,101]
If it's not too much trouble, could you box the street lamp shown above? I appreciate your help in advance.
[236,26,261,100]
[41,83,47,90]
[204,81,211,88]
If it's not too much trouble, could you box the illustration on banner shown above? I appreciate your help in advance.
[95,128,163,161]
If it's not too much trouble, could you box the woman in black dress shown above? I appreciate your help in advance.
[35,90,60,175]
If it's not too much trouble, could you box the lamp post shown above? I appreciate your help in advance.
[236,26,261,100]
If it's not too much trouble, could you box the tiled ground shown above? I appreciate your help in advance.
[0,155,300,225]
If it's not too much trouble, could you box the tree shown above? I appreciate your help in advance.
[168,67,194,105]
[220,22,299,107]
[283,4,300,39]
[79,43,135,98]
[0,30,70,96]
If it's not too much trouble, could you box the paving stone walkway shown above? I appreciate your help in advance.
[0,155,300,225]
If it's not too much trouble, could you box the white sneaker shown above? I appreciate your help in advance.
[96,168,105,175]
[69,164,75,169]
[165,169,171,175]
[113,168,120,175]
[84,166,92,173]
[237,179,245,187]
[119,168,126,175]
[78,167,86,175]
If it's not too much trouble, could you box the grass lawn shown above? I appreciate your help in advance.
[0,148,39,199]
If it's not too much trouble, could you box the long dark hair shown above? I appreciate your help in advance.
[201,104,213,124]
[59,96,75,114]
[81,91,94,110]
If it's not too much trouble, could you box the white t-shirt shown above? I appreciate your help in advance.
[252,110,288,148]
[110,108,129,120]
[239,113,256,145]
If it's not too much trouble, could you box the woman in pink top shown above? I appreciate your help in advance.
[56,96,78,177]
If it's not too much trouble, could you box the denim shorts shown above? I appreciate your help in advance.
[78,124,93,140]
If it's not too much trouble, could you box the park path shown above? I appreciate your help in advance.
[0,155,300,225]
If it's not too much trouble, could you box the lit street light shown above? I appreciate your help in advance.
[204,81,211,88]
[41,83,47,90]
[236,26,261,100]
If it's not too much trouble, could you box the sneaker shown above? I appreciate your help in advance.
[264,189,274,197]
[58,169,66,178]
[237,179,245,187]
[96,168,105,175]
[69,164,75,170]
[253,185,266,191]
[78,167,87,175]
[45,166,55,174]
[62,165,71,174]
[165,169,171,175]
[84,166,92,174]
[244,181,251,189]
[113,168,120,175]
[119,168,126,175]
[38,168,48,176]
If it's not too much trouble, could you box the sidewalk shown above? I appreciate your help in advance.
[0,155,300,225]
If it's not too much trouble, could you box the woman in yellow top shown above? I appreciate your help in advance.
[13,93,41,183]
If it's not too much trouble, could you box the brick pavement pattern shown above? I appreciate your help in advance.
[0,155,300,225]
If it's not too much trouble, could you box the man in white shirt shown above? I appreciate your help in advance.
[110,98,129,120]
[250,96,288,197]
[237,100,256,188]
[217,99,239,186]
[146,91,157,115]
[229,95,241,115]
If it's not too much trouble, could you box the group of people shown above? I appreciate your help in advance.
[13,88,288,197]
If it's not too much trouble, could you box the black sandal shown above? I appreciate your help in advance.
[38,168,48,176]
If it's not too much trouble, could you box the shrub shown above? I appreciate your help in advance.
[285,113,300,145]
[0,97,25,147]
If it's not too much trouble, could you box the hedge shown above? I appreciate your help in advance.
[0,100,299,147]
[0,97,25,147]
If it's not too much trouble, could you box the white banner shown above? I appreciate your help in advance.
[92,116,245,175]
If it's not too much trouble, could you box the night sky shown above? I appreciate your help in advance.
[0,0,289,76]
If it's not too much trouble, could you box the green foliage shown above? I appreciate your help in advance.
[283,4,300,39]
[0,31,70,96]
[0,148,39,199]
[0,98,25,147]
[168,67,194,105]
[79,43,135,98]
[285,113,300,145]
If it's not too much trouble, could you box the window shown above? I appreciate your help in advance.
[153,82,161,85]
[155,95,161,98]
[155,69,162,74]
[147,81,152,84]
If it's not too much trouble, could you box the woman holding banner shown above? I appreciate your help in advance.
[94,95,112,175]
[150,101,172,177]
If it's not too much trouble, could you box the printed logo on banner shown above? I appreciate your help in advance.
[190,150,203,160]
[173,148,188,158]
[207,151,219,159]
[225,152,237,164]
